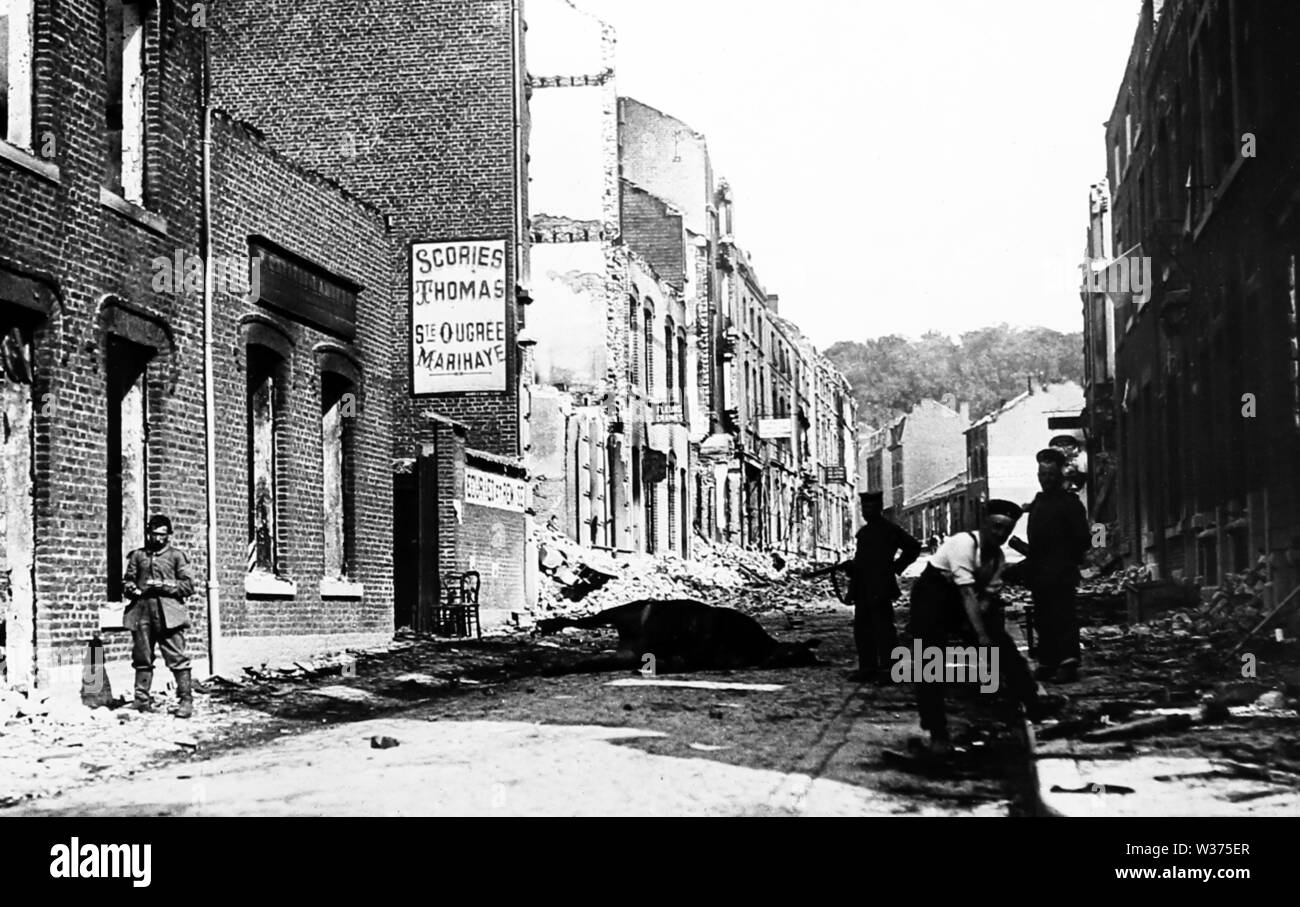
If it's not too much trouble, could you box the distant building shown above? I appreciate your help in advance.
[901,471,970,543]
[965,381,1086,536]
[891,398,969,514]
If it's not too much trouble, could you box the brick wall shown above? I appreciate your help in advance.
[0,2,401,689]
[0,1,208,686]
[618,98,712,238]
[210,0,526,459]
[461,504,526,619]
[209,113,396,641]
[620,182,685,291]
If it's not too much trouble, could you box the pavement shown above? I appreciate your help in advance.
[1018,614,1300,817]
[11,580,1290,817]
[1,603,1032,817]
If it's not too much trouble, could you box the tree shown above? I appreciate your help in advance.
[823,325,1083,429]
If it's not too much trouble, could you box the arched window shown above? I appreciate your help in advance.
[677,329,688,412]
[627,295,639,388]
[664,316,675,402]
[247,344,287,575]
[643,301,654,396]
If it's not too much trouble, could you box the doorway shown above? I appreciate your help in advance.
[392,444,439,631]
[0,317,36,689]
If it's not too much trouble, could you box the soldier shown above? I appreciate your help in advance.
[906,500,1040,755]
[1009,448,1092,682]
[846,491,922,682]
[123,515,197,717]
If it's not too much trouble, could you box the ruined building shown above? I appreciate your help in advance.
[1,0,397,691]
[1084,0,1300,594]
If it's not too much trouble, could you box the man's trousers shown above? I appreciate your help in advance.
[1030,581,1079,669]
[907,566,1037,739]
[854,594,899,672]
[130,598,191,672]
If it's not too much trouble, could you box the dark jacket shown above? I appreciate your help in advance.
[1024,489,1091,587]
[847,517,922,603]
[123,545,196,631]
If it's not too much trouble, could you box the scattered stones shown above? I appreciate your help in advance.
[531,523,840,624]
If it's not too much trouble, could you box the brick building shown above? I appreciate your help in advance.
[858,398,969,519]
[1084,0,1300,593]
[859,422,896,506]
[1,1,396,691]
[901,471,970,543]
[210,0,533,627]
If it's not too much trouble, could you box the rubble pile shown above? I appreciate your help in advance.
[1197,555,1280,636]
[532,525,843,620]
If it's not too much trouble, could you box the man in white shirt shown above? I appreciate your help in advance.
[904,499,1040,755]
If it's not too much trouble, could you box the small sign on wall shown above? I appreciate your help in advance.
[465,468,527,513]
[758,417,794,440]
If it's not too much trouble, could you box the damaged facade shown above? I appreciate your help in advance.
[526,0,855,563]
[1,1,396,691]
[525,0,694,559]
[1083,0,1300,596]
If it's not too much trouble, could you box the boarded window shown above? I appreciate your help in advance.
[106,337,151,601]
[2,0,35,149]
[247,346,283,574]
[104,0,149,202]
[321,373,356,580]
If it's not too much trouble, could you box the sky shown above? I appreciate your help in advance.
[574,0,1143,351]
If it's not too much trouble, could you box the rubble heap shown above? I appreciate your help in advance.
[532,525,846,620]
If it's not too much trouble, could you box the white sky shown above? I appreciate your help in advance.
[573,0,1142,350]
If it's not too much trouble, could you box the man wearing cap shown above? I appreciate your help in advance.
[123,515,197,717]
[845,491,922,682]
[1049,434,1089,494]
[905,500,1040,754]
[1008,449,1092,682]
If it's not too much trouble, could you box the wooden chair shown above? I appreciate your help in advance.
[438,571,482,639]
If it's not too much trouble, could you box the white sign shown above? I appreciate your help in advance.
[758,417,794,440]
[410,239,508,393]
[464,468,527,513]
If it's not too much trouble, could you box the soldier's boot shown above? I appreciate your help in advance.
[133,669,154,712]
[173,669,193,719]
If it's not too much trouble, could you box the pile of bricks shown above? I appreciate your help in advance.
[532,525,831,619]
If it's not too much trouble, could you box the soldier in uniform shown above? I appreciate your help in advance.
[846,491,922,682]
[123,515,197,717]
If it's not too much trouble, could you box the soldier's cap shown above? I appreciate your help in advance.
[146,514,173,533]
[859,491,884,503]
[1036,447,1068,468]
[1049,434,1079,448]
[985,499,1023,523]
